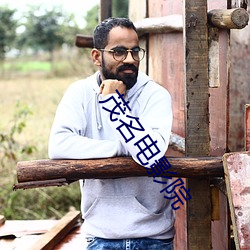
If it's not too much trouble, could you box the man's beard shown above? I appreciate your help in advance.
[101,59,138,90]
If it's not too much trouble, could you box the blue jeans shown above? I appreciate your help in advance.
[86,237,174,250]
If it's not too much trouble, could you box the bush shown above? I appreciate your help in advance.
[0,100,81,220]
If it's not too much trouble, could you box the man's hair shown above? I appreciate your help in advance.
[93,17,137,49]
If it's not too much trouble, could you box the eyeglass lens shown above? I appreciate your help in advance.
[113,48,145,61]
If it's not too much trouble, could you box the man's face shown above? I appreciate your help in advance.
[100,27,140,90]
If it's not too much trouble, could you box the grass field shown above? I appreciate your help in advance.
[0,56,95,219]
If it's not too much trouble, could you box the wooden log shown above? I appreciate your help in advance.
[75,9,248,49]
[15,156,223,183]
[28,210,81,250]
[75,15,183,49]
[14,157,223,190]
[75,35,93,49]
[208,8,249,29]
[134,15,183,36]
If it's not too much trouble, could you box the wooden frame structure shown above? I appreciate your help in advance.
[14,0,249,249]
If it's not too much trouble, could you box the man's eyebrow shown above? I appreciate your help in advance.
[111,45,140,50]
[111,46,127,50]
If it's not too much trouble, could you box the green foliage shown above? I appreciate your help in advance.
[19,6,64,53]
[0,101,36,167]
[17,5,82,60]
[83,5,99,35]
[1,182,81,220]
[112,0,129,18]
[0,6,17,60]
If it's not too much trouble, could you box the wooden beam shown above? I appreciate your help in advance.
[208,8,249,29]
[75,8,248,49]
[184,0,211,249]
[28,210,81,250]
[134,15,183,36]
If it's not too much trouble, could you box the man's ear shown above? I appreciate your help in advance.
[91,49,101,66]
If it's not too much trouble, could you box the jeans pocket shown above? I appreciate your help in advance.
[86,237,97,249]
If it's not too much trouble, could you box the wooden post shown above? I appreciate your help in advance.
[100,0,112,22]
[183,0,211,249]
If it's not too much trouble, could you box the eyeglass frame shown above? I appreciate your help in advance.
[97,47,146,62]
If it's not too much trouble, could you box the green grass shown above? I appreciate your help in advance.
[0,54,96,219]
[1,182,81,220]
[0,53,96,220]
[0,76,83,219]
[0,76,82,219]
[5,61,52,72]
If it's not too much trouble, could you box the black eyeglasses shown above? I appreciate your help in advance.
[98,47,145,62]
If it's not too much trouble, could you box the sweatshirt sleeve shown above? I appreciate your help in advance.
[48,82,122,159]
[99,83,173,167]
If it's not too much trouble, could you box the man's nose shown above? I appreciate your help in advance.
[123,51,135,63]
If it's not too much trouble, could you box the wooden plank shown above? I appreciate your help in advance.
[184,0,211,249]
[28,211,81,250]
[223,152,250,250]
[0,220,84,250]
[245,104,250,151]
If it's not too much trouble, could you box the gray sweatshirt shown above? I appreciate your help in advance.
[48,71,175,239]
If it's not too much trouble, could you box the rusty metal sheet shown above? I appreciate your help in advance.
[245,104,250,151]
[223,151,250,250]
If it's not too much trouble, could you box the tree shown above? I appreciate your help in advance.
[81,1,128,36]
[19,5,81,62]
[0,7,17,61]
[83,5,99,35]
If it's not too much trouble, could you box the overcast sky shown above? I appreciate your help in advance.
[1,0,99,28]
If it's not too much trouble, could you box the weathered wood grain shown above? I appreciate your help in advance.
[223,152,250,250]
[184,0,211,249]
[208,8,249,29]
[16,156,223,182]
[28,211,81,250]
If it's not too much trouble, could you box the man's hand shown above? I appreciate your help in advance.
[99,79,126,96]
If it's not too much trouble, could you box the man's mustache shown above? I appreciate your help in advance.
[117,64,138,73]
